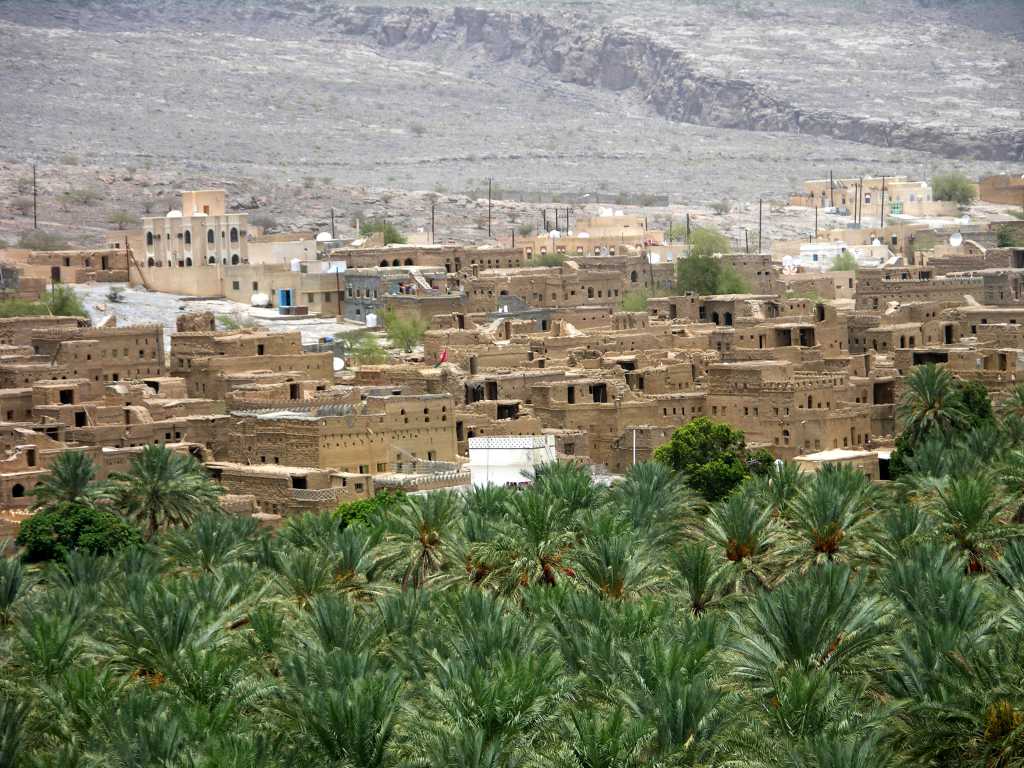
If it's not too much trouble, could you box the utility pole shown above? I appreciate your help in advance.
[815,205,818,239]
[758,198,763,253]
[487,177,492,238]
[829,170,835,209]
[879,176,886,228]
[685,212,691,241]
[330,207,336,239]
[744,228,749,253]
[430,201,436,244]
[32,163,37,230]
[511,228,515,249]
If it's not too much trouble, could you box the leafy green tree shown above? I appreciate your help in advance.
[892,364,971,475]
[16,501,140,562]
[382,310,427,353]
[110,445,222,540]
[335,489,405,529]
[931,171,976,206]
[653,417,755,501]
[533,252,568,267]
[830,250,858,271]
[689,226,729,258]
[43,285,88,318]
[360,219,406,245]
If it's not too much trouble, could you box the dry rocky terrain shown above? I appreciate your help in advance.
[0,0,1021,247]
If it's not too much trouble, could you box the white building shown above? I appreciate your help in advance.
[791,241,893,272]
[468,435,557,488]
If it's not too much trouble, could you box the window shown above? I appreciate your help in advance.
[232,281,240,290]
[207,229,215,244]
[252,282,259,290]
[146,232,154,246]
[230,227,239,243]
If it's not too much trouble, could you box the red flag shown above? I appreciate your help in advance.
[439,348,448,364]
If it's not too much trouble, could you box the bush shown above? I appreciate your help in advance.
[16,230,68,251]
[533,252,568,267]
[997,226,1021,248]
[710,199,732,215]
[517,223,534,237]
[653,417,754,501]
[619,288,649,312]
[932,171,976,206]
[0,285,87,319]
[107,211,138,230]
[17,501,141,562]
[335,490,405,529]
[383,310,427,353]
[59,188,101,208]
[12,197,33,216]
[830,251,858,271]
[360,219,406,245]
[351,333,388,364]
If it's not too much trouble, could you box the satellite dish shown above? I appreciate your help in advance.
[333,357,345,372]
[316,232,332,242]
[949,232,964,248]
[871,238,882,246]
[782,255,794,268]
[960,215,970,226]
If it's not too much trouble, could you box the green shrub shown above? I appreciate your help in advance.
[533,252,567,267]
[360,219,406,245]
[997,226,1021,248]
[16,501,141,562]
[382,310,427,353]
[932,171,976,206]
[830,251,858,271]
[619,288,649,312]
[335,490,406,529]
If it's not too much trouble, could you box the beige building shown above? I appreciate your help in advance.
[142,190,249,268]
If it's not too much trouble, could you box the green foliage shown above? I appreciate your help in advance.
[382,310,427,353]
[360,219,406,245]
[516,223,534,237]
[932,170,976,206]
[653,417,756,501]
[997,226,1022,247]
[335,490,406,529]
[6,403,1024,765]
[532,252,568,267]
[110,445,222,540]
[618,288,649,312]
[688,226,730,258]
[350,333,388,365]
[16,501,140,562]
[830,250,858,271]
[0,285,88,319]
[16,230,68,251]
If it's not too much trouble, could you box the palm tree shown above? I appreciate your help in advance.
[930,473,1017,571]
[111,445,221,540]
[780,464,878,568]
[998,382,1024,420]
[31,450,107,509]
[703,490,780,588]
[606,461,697,536]
[576,521,663,600]
[0,550,26,625]
[897,363,970,446]
[473,491,576,593]
[378,490,461,589]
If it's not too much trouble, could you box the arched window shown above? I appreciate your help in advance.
[807,395,813,409]
[231,254,240,265]
[208,256,216,264]
[711,312,720,325]
[724,312,733,326]
[11,483,24,498]
[404,258,413,266]
[185,257,193,267]
[146,232,154,246]
[147,257,155,267]
[230,227,239,243]
[630,270,638,283]
[392,259,400,267]
[380,260,389,267]
[184,230,191,246]
[207,229,215,244]
[782,430,790,445]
